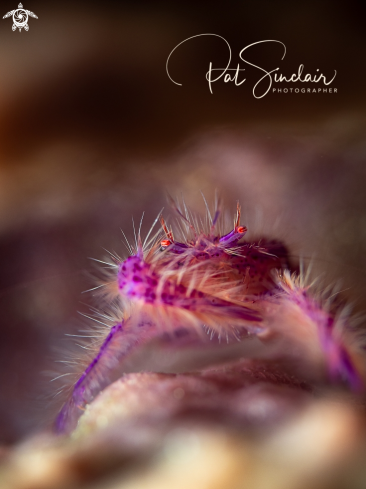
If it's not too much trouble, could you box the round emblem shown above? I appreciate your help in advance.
[13,8,28,29]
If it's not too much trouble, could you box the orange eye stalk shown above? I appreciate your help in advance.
[160,217,174,241]
[234,203,247,234]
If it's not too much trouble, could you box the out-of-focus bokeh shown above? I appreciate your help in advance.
[0,0,366,446]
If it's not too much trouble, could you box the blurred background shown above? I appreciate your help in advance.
[0,0,366,444]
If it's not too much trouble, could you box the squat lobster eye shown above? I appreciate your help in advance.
[236,226,247,234]
[160,239,172,249]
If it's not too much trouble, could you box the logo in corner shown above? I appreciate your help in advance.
[3,3,38,32]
